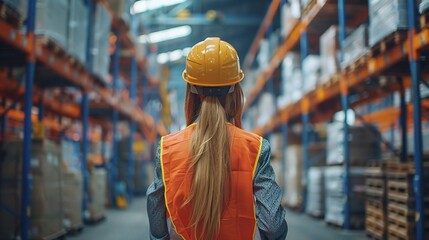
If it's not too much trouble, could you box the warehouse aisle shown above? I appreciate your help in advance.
[71,197,367,240]
[70,197,149,240]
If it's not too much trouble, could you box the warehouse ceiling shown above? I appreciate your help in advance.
[136,0,275,62]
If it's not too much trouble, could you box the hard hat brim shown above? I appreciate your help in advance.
[182,70,244,87]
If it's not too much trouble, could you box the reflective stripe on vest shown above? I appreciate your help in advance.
[160,123,263,240]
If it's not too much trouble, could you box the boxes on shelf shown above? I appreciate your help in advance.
[324,166,366,228]
[281,0,300,37]
[284,145,303,209]
[2,0,28,20]
[67,0,88,65]
[308,142,326,167]
[92,3,112,83]
[306,167,325,218]
[0,140,65,239]
[108,0,134,26]
[279,52,302,107]
[368,0,408,47]
[62,171,83,230]
[256,93,276,127]
[365,163,387,240]
[420,0,429,13]
[326,122,381,166]
[302,55,320,93]
[88,168,107,221]
[342,24,369,68]
[257,39,270,69]
[36,0,69,49]
[319,26,339,83]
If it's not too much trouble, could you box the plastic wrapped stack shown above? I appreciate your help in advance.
[284,145,304,209]
[420,0,429,13]
[36,0,69,49]
[257,93,276,127]
[302,55,320,94]
[67,0,88,65]
[92,3,112,83]
[306,167,325,217]
[324,166,366,228]
[342,25,369,68]
[368,0,408,47]
[0,140,65,239]
[88,169,107,221]
[280,0,300,37]
[278,53,301,108]
[319,26,339,83]
[326,122,381,166]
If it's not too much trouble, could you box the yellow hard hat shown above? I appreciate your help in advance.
[182,37,244,87]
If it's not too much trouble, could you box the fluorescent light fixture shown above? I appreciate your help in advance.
[139,26,192,44]
[182,47,191,57]
[169,50,183,62]
[132,0,187,14]
[157,53,169,64]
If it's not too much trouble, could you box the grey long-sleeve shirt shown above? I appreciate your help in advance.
[147,138,287,240]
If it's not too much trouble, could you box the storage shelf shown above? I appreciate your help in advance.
[252,28,429,136]
[0,18,159,141]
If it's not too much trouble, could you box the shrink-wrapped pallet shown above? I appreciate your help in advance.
[62,171,83,230]
[306,167,325,217]
[67,0,88,65]
[284,145,303,208]
[421,0,429,13]
[369,0,408,46]
[92,3,112,83]
[88,168,107,220]
[319,26,339,82]
[302,55,320,94]
[324,166,366,228]
[342,24,369,68]
[36,0,69,49]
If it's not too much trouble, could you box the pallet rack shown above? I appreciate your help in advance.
[0,0,164,239]
[244,0,428,238]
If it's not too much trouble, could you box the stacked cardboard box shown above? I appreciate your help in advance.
[327,123,381,166]
[92,3,112,83]
[342,25,369,68]
[319,26,339,83]
[0,140,65,239]
[61,171,83,230]
[306,167,325,217]
[67,0,88,65]
[88,168,107,221]
[369,0,408,47]
[324,166,366,228]
[365,163,387,239]
[35,0,69,49]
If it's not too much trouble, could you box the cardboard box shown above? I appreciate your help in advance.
[62,171,83,229]
[88,169,107,220]
[284,145,303,208]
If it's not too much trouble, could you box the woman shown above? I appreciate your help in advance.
[147,37,287,240]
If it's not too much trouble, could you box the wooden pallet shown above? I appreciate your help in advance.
[344,54,370,73]
[387,216,416,240]
[42,229,67,240]
[368,30,408,58]
[366,199,387,240]
[319,73,340,89]
[36,36,68,58]
[68,56,86,72]
[0,1,23,28]
[366,178,386,198]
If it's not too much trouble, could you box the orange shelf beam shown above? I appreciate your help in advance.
[252,29,429,135]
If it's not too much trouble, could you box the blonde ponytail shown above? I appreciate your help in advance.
[184,83,244,240]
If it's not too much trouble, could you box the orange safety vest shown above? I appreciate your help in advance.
[160,123,263,240]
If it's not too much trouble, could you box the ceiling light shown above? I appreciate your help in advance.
[132,0,187,14]
[157,53,169,64]
[139,25,192,44]
[169,50,183,62]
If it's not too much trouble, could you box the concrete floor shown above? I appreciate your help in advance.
[70,197,368,240]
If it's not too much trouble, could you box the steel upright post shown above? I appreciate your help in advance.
[407,0,424,239]
[128,57,138,201]
[300,31,309,212]
[111,31,121,206]
[399,79,408,162]
[21,1,37,239]
[281,123,288,195]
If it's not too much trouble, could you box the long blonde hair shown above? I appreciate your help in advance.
[184,83,243,240]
